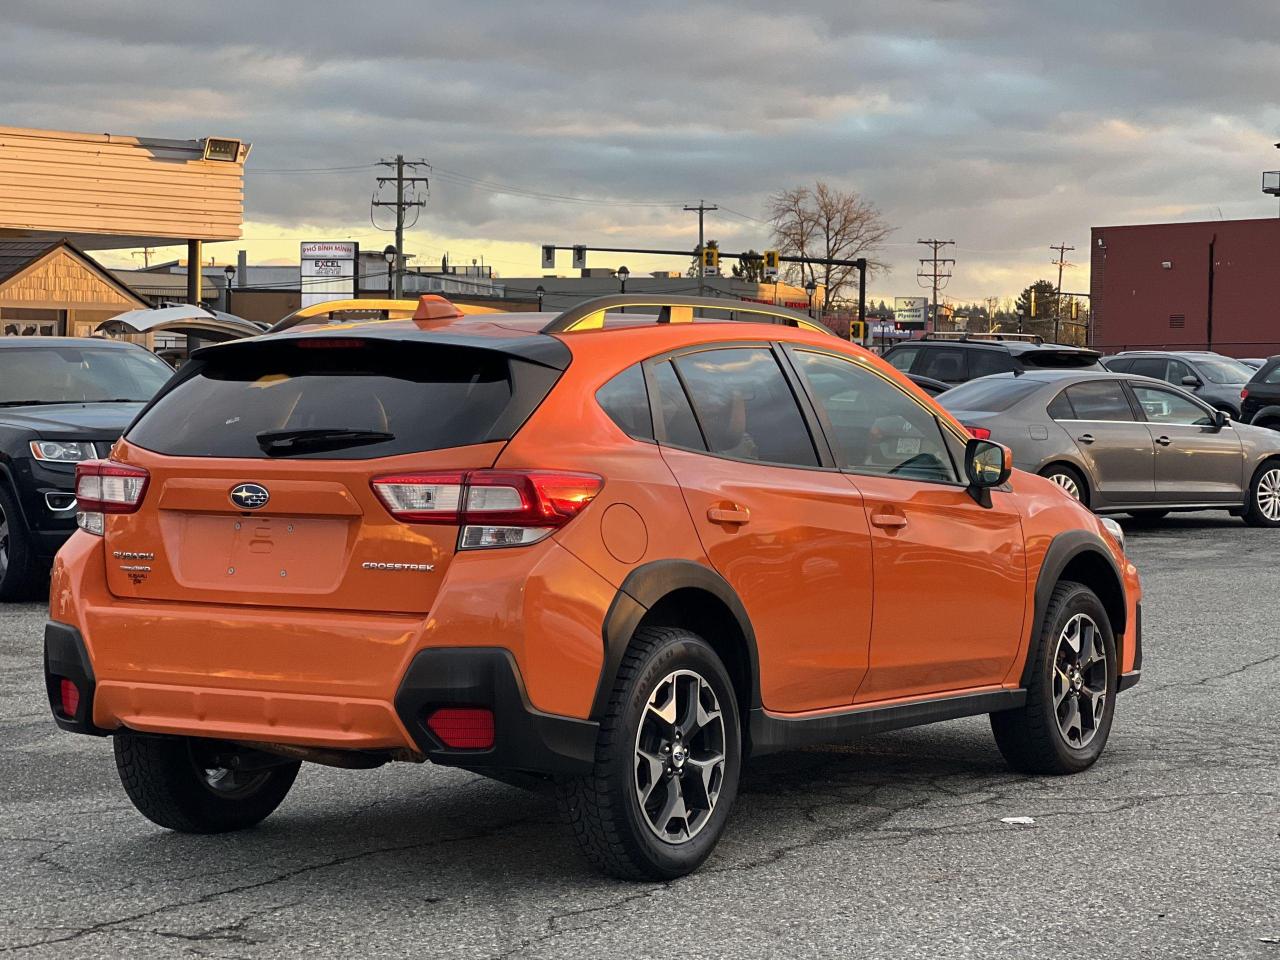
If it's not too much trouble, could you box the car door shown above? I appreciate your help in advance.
[785,347,1027,703]
[1128,382,1243,501]
[648,346,875,713]
[1056,380,1156,504]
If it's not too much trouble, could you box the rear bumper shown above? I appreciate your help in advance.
[45,620,598,775]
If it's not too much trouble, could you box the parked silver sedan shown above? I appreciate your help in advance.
[937,370,1280,525]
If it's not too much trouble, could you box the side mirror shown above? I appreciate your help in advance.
[964,439,1012,507]
[1212,409,1229,430]
[1181,375,1202,387]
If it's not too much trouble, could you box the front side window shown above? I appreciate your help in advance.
[1127,357,1169,381]
[671,348,818,467]
[1130,385,1214,426]
[793,350,958,483]
[1195,358,1254,384]
[1166,359,1196,384]
[1063,381,1134,422]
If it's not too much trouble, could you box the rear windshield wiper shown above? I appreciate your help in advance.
[256,427,394,456]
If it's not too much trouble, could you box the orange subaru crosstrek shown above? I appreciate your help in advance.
[45,295,1141,880]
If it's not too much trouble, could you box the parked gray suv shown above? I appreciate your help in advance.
[938,370,1280,525]
[1101,351,1253,419]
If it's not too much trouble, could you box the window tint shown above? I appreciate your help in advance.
[1262,362,1280,385]
[1196,358,1253,384]
[917,347,968,383]
[793,350,958,483]
[127,340,556,459]
[1063,381,1134,422]
[968,349,1016,379]
[1047,390,1075,420]
[1127,358,1169,380]
[0,345,171,404]
[1104,357,1134,373]
[672,348,818,466]
[651,361,706,451]
[884,345,920,372]
[936,376,1042,413]
[596,363,653,441]
[1130,385,1213,426]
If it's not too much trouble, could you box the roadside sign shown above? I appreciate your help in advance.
[300,241,359,309]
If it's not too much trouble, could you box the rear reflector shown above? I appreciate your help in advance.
[58,678,80,718]
[965,425,992,440]
[426,707,495,749]
[371,470,602,548]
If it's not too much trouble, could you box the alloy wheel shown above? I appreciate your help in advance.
[1048,472,1081,501]
[1052,613,1107,749]
[1256,468,1280,522]
[633,669,726,844]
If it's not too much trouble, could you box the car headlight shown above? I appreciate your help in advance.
[29,440,97,463]
[1099,516,1125,553]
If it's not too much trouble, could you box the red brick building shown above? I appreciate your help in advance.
[1090,217,1280,357]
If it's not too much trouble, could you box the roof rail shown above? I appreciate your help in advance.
[267,295,499,334]
[540,294,834,336]
[920,331,1044,345]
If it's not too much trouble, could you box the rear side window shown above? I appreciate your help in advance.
[672,347,818,467]
[651,362,706,451]
[1104,357,1134,373]
[1126,357,1169,380]
[968,349,1016,379]
[917,347,967,383]
[596,363,653,441]
[1047,390,1075,420]
[127,339,559,459]
[1063,381,1134,422]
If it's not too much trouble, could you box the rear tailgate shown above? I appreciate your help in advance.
[102,332,566,613]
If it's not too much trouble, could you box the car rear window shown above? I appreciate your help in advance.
[1018,349,1101,369]
[126,338,560,459]
[937,377,1042,413]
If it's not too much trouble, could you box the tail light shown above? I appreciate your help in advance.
[426,707,495,749]
[965,425,992,440]
[74,460,149,535]
[1241,388,1249,400]
[371,469,603,549]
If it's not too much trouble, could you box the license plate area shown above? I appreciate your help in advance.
[172,514,350,592]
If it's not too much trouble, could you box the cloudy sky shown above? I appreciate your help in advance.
[6,0,1280,301]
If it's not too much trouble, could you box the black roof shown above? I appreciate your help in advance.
[889,338,1098,357]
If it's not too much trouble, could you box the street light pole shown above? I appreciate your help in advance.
[383,245,397,300]
[535,284,545,312]
[223,265,235,314]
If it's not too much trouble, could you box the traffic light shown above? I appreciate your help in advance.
[541,245,555,269]
[572,245,586,269]
[1029,289,1037,318]
[848,319,865,342]
[763,249,780,280]
[701,246,720,277]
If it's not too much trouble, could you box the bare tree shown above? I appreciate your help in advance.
[767,183,893,305]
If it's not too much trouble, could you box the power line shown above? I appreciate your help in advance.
[247,163,376,174]
[916,239,955,333]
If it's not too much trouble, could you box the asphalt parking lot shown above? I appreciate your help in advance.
[1,512,1276,959]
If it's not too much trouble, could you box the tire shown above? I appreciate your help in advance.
[1242,460,1280,528]
[1039,464,1089,508]
[556,625,742,880]
[990,581,1117,775]
[114,733,301,833]
[0,484,40,602]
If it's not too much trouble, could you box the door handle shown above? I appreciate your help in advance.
[869,512,908,530]
[707,506,750,525]
[1155,435,1172,446]
[1077,433,1095,444]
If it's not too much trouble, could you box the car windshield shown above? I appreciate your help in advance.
[0,345,172,405]
[936,377,1043,412]
[1196,358,1253,384]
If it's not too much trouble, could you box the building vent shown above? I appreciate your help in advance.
[1169,314,1186,329]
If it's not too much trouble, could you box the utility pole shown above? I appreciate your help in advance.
[985,296,1000,332]
[916,239,955,332]
[1050,242,1075,343]
[684,200,718,295]
[373,155,429,297]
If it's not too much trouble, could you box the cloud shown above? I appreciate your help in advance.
[3,0,1280,299]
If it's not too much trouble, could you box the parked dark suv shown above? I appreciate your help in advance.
[883,334,1102,387]
[1102,351,1254,419]
[0,337,172,599]
[1241,357,1280,429]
